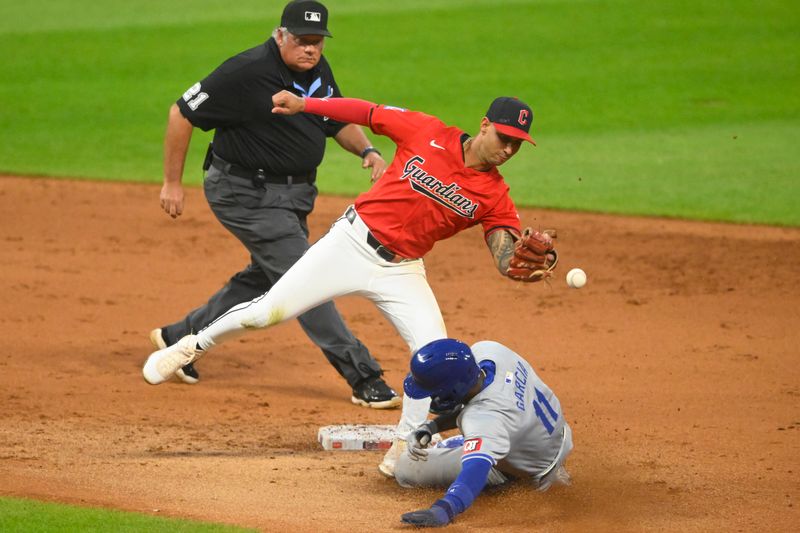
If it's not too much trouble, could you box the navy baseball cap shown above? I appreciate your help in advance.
[486,97,536,145]
[281,0,332,37]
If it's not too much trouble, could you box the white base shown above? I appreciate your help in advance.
[318,424,397,451]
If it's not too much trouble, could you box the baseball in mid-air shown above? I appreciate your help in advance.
[566,268,587,289]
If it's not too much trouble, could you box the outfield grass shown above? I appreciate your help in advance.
[0,496,256,533]
[1,0,797,224]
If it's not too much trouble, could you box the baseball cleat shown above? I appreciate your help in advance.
[142,334,201,385]
[150,328,200,384]
[351,376,401,409]
[538,464,572,492]
[149,328,167,350]
[176,362,200,384]
[378,439,406,478]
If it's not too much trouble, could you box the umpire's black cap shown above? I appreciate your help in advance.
[281,0,332,37]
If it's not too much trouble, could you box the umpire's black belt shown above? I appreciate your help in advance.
[211,153,314,187]
[345,206,403,263]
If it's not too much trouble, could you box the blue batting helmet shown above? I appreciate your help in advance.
[404,339,480,410]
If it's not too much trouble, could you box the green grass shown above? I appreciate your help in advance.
[0,496,256,533]
[1,0,798,226]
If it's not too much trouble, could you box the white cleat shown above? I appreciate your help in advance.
[142,334,201,385]
[149,328,167,349]
[149,328,199,385]
[378,439,407,478]
[174,363,200,385]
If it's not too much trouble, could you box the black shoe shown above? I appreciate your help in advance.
[176,362,200,384]
[351,376,401,409]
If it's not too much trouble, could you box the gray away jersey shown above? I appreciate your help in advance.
[457,341,569,479]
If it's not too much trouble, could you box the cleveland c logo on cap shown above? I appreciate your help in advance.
[518,109,530,126]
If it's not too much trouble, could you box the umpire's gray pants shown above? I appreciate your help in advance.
[162,164,382,386]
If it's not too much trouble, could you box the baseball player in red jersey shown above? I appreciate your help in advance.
[143,91,557,477]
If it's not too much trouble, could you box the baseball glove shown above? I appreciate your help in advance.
[506,228,558,282]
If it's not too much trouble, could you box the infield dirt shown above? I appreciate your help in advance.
[1,176,797,532]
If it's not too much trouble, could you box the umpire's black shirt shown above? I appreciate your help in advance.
[176,38,346,204]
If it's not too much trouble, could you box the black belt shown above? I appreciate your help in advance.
[211,154,314,188]
[345,206,399,262]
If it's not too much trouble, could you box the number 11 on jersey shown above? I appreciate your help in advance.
[533,387,559,435]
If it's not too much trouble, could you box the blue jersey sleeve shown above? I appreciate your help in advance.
[434,453,494,519]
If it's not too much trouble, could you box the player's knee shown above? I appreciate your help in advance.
[394,453,420,488]
[238,304,286,329]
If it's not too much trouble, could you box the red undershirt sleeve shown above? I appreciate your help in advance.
[303,97,374,126]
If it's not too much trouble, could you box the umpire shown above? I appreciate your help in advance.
[152,0,399,408]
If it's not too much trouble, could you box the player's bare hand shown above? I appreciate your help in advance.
[362,151,387,183]
[271,90,305,115]
[160,182,185,219]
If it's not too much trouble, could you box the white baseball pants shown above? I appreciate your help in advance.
[196,206,446,435]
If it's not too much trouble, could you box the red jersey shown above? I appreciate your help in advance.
[303,99,521,258]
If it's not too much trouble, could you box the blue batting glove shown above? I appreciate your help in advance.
[401,501,453,527]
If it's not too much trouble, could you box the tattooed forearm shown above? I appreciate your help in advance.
[487,230,517,275]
